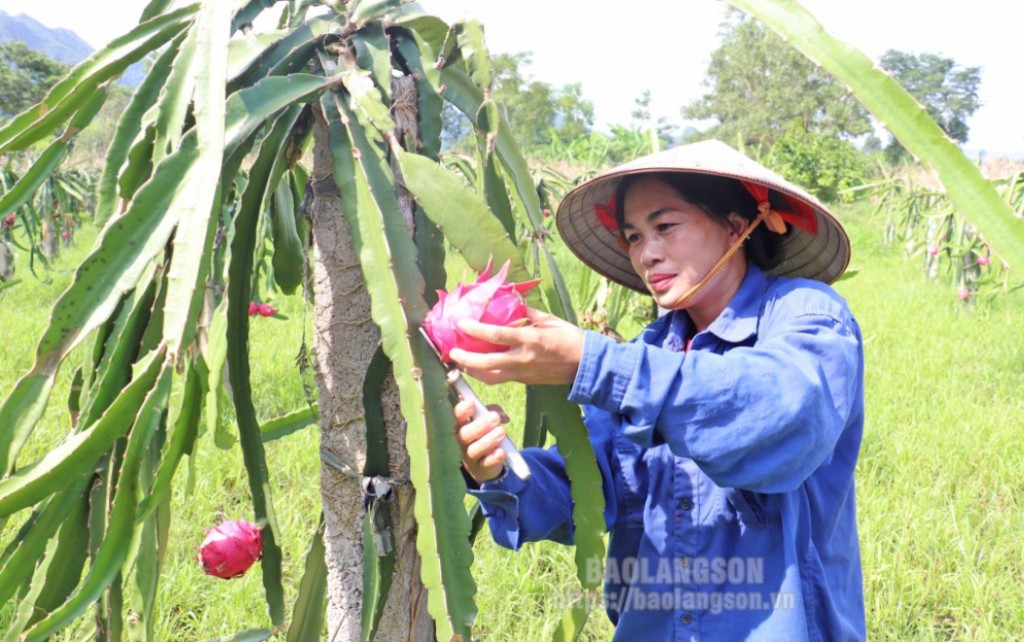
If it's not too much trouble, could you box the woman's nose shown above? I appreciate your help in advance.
[639,237,664,266]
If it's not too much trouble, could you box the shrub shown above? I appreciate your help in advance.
[765,126,869,203]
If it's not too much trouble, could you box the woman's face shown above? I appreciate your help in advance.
[622,175,748,311]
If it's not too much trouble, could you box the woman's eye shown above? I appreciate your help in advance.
[624,233,640,244]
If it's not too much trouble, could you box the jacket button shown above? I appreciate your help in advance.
[678,498,693,511]
[681,613,693,625]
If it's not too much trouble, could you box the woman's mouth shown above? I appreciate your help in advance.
[647,273,675,292]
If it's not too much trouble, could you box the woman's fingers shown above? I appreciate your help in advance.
[449,315,584,386]
[453,398,476,425]
[448,349,514,378]
[479,444,507,469]
[455,408,502,446]
[463,422,507,461]
[524,306,558,326]
[457,318,525,348]
[453,401,509,483]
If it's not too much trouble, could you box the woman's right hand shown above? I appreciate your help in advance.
[453,399,509,484]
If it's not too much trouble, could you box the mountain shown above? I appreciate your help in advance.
[0,9,144,88]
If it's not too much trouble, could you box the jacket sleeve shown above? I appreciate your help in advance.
[569,293,863,494]
[466,420,621,551]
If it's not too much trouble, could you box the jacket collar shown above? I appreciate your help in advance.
[649,265,767,350]
[703,264,767,344]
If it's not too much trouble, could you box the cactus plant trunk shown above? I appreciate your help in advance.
[40,218,58,262]
[0,240,12,281]
[309,84,434,640]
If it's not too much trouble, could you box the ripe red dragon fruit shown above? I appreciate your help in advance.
[197,518,263,579]
[423,257,540,361]
[247,302,277,317]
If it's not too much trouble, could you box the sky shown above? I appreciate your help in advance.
[1,0,1021,158]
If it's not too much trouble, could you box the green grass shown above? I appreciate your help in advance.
[833,204,1024,641]
[0,225,322,640]
[2,201,1023,640]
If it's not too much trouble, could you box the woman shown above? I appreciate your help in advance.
[450,140,865,641]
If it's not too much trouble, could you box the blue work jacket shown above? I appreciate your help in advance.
[469,266,866,641]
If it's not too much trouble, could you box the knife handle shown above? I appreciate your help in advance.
[449,373,532,480]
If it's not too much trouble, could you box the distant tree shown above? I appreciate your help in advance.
[861,134,883,156]
[443,52,595,151]
[682,13,871,149]
[878,50,981,162]
[550,81,594,146]
[0,41,68,118]
[764,124,869,203]
[630,89,676,149]
[489,52,549,148]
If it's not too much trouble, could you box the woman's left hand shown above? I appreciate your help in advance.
[448,307,584,386]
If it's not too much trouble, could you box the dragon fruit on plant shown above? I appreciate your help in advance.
[197,518,263,579]
[423,257,540,361]
[247,302,277,317]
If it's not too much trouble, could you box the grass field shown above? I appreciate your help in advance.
[1,200,1022,640]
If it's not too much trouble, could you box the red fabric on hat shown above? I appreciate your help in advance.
[740,181,818,235]
[594,193,619,233]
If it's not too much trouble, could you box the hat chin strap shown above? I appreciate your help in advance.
[666,202,785,310]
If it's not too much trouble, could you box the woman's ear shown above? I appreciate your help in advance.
[726,212,748,238]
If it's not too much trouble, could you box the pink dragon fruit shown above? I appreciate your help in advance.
[197,519,263,579]
[248,302,277,317]
[423,257,540,361]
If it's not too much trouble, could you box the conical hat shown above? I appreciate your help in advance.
[555,139,851,293]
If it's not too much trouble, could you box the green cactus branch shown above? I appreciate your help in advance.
[727,0,1024,269]
[0,2,603,640]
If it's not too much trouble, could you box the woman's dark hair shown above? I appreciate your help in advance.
[613,172,789,271]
